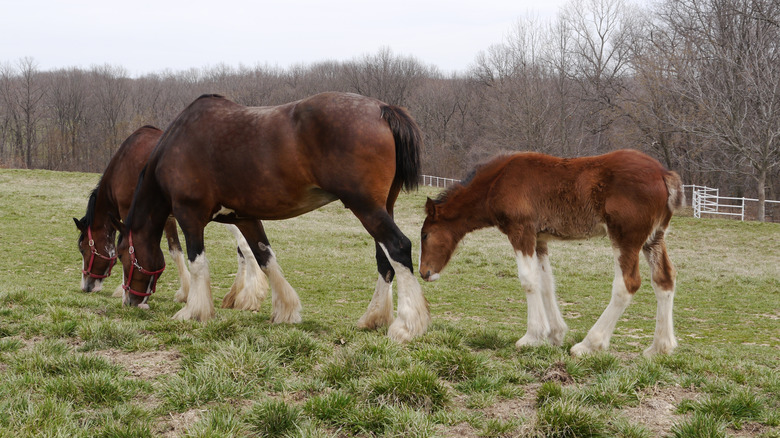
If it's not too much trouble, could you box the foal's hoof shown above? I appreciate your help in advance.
[570,341,598,357]
[643,340,677,357]
[515,335,547,349]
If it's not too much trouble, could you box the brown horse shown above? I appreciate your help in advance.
[74,125,268,311]
[117,92,430,342]
[419,149,684,356]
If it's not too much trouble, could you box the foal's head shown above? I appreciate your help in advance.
[419,197,462,282]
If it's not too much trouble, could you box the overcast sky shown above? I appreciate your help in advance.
[1,0,570,76]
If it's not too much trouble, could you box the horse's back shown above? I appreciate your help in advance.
[490,149,675,238]
[151,92,400,220]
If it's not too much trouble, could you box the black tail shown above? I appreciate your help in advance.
[381,105,422,192]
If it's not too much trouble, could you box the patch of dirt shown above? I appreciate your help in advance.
[159,408,205,438]
[620,385,700,436]
[541,361,574,384]
[92,348,181,379]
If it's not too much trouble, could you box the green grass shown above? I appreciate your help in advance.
[0,168,778,437]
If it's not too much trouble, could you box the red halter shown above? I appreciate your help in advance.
[82,226,117,279]
[122,231,166,297]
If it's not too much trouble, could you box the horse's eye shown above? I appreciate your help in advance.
[421,232,428,242]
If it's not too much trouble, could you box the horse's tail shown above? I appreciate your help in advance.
[664,171,685,213]
[381,104,422,192]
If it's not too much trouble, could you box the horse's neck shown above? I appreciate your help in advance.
[446,184,494,235]
[127,171,170,240]
[91,183,118,232]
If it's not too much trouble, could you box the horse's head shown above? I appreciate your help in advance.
[117,229,165,308]
[419,197,461,282]
[74,217,117,292]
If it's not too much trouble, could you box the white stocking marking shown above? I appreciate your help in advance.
[170,248,191,303]
[357,276,395,329]
[571,248,633,356]
[515,251,551,347]
[261,245,301,324]
[172,253,215,322]
[379,243,430,342]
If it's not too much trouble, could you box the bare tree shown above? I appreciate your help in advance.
[564,0,637,151]
[0,58,46,168]
[653,0,780,220]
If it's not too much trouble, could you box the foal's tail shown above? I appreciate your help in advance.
[664,171,685,213]
[381,105,422,192]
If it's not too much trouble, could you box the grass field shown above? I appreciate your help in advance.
[0,168,778,438]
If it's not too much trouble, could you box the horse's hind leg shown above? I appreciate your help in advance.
[163,217,191,303]
[235,220,301,323]
[571,245,641,356]
[537,242,568,345]
[354,208,430,342]
[221,224,269,311]
[357,242,395,330]
[642,230,677,356]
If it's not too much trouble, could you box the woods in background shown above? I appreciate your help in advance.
[1,0,778,220]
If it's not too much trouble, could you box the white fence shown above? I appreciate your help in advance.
[420,175,460,188]
[686,184,780,221]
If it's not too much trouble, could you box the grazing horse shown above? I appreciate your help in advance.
[74,125,268,311]
[419,149,684,356]
[117,92,430,342]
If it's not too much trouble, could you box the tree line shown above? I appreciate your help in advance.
[1,0,778,220]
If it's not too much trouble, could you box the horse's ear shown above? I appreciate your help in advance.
[425,197,437,218]
[73,217,85,231]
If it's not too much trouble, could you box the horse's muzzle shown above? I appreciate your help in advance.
[421,270,440,282]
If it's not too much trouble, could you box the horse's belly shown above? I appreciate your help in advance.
[250,186,339,220]
[538,222,608,241]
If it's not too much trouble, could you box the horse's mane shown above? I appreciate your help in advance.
[80,185,100,227]
[434,154,511,204]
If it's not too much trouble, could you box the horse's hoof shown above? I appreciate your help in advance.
[270,310,302,324]
[570,341,594,356]
[357,313,394,330]
[515,335,547,348]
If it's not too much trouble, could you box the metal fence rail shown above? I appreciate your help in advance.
[685,184,779,222]
[420,175,460,188]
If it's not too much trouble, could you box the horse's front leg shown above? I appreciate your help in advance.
[234,220,301,324]
[357,210,430,342]
[163,217,191,303]
[506,229,552,348]
[172,220,215,322]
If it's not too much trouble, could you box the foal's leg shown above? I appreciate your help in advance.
[536,242,568,346]
[357,242,395,330]
[235,220,301,323]
[220,224,269,311]
[162,217,191,303]
[571,246,641,356]
[642,231,678,356]
[172,222,215,322]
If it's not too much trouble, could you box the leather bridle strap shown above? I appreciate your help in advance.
[122,231,166,297]
[82,226,117,279]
